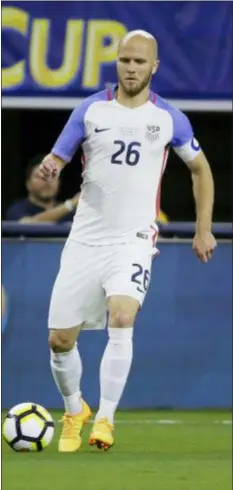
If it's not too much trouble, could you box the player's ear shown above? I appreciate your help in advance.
[152,60,160,75]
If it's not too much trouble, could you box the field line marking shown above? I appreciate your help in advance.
[54,417,232,425]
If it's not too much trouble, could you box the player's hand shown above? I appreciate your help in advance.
[192,231,217,263]
[36,154,62,181]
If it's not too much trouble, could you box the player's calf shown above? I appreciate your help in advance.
[89,296,139,450]
[90,332,135,448]
[49,326,92,452]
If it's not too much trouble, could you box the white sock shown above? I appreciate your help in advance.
[50,344,83,415]
[95,327,133,424]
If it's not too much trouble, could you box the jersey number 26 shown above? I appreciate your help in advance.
[111,141,141,166]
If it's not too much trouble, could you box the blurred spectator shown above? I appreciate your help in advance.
[6,154,79,223]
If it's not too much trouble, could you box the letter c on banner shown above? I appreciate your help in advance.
[2,7,29,88]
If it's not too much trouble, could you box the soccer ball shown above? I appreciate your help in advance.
[2,402,55,452]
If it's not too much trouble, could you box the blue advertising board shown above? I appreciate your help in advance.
[2,239,232,410]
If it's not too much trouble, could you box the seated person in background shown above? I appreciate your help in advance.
[6,154,79,223]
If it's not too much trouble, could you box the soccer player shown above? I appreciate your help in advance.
[37,30,217,452]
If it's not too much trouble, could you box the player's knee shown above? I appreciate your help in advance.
[108,311,135,328]
[48,330,75,353]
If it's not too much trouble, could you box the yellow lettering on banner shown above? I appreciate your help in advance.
[83,21,127,88]
[2,7,28,88]
[30,20,84,88]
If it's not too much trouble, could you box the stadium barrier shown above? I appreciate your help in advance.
[2,221,232,238]
[2,222,232,409]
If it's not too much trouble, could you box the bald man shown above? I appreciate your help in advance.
[37,30,216,452]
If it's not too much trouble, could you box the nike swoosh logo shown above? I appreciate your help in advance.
[94,128,110,133]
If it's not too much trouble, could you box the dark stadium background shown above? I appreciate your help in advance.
[2,109,231,222]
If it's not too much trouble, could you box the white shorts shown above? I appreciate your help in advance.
[48,238,156,330]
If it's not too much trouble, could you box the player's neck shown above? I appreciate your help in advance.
[116,86,150,108]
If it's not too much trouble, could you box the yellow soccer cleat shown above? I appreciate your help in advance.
[58,400,92,452]
[89,417,114,451]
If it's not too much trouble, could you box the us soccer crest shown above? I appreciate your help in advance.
[145,125,160,142]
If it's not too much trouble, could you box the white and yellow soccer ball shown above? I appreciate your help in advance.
[2,402,55,452]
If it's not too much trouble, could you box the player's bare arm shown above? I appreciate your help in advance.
[186,151,217,263]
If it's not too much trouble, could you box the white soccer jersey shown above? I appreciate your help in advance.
[52,86,201,245]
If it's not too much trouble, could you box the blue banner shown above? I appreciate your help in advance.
[2,1,232,99]
[2,239,232,409]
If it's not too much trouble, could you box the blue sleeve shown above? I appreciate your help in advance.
[170,108,194,148]
[52,105,86,162]
[5,203,24,220]
[155,96,194,148]
[52,90,108,162]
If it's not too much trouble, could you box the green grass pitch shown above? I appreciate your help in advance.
[2,410,232,490]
